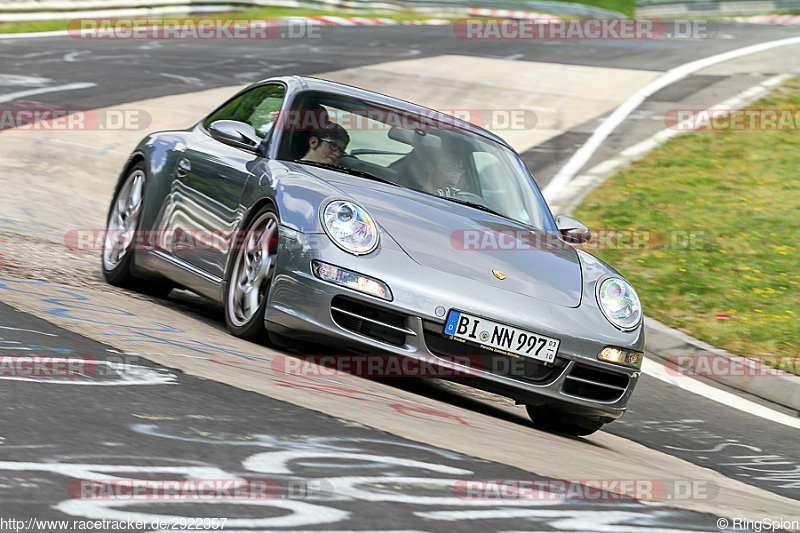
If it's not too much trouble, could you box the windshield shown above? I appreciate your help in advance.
[277,90,555,230]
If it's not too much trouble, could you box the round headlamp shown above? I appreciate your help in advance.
[596,277,642,331]
[322,200,379,255]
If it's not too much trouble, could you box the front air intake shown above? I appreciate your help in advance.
[330,296,414,347]
[563,363,629,402]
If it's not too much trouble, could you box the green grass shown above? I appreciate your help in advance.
[552,0,635,17]
[0,7,444,34]
[0,19,72,33]
[574,76,800,372]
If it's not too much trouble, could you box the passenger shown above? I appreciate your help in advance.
[300,123,350,165]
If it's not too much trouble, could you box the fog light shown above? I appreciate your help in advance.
[598,347,643,369]
[312,260,392,301]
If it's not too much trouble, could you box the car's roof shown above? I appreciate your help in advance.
[254,75,513,150]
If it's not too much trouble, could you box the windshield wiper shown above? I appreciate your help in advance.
[294,160,405,188]
[437,196,510,220]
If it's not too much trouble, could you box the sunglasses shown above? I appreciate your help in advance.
[319,137,346,154]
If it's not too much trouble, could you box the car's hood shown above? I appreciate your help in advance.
[321,174,583,308]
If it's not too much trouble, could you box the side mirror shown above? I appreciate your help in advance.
[209,120,261,152]
[556,215,591,244]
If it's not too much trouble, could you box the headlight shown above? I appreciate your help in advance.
[596,277,642,331]
[322,200,379,255]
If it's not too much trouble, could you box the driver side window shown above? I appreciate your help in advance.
[203,84,286,138]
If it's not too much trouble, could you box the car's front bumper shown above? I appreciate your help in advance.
[265,227,644,422]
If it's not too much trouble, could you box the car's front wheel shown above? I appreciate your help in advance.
[102,163,172,297]
[525,404,604,436]
[224,207,279,341]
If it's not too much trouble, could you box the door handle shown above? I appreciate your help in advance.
[176,158,191,177]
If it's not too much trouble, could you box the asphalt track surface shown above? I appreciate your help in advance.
[0,21,799,531]
[0,301,728,531]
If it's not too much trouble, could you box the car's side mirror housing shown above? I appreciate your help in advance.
[208,120,261,153]
[556,215,591,244]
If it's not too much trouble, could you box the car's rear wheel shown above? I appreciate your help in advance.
[102,163,172,298]
[224,208,279,341]
[525,404,604,436]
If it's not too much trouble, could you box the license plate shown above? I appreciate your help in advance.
[443,310,560,363]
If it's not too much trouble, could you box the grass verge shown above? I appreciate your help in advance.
[574,76,800,372]
[553,0,634,17]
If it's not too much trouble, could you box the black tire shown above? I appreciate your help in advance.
[102,163,172,298]
[525,404,604,436]
[224,207,279,341]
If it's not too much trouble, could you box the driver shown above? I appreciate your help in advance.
[301,123,350,165]
[424,152,466,197]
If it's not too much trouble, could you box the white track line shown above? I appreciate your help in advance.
[554,73,791,212]
[0,30,71,38]
[643,359,800,431]
[543,35,800,201]
[0,82,96,103]
[0,325,57,336]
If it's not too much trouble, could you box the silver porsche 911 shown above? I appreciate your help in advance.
[102,75,644,435]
